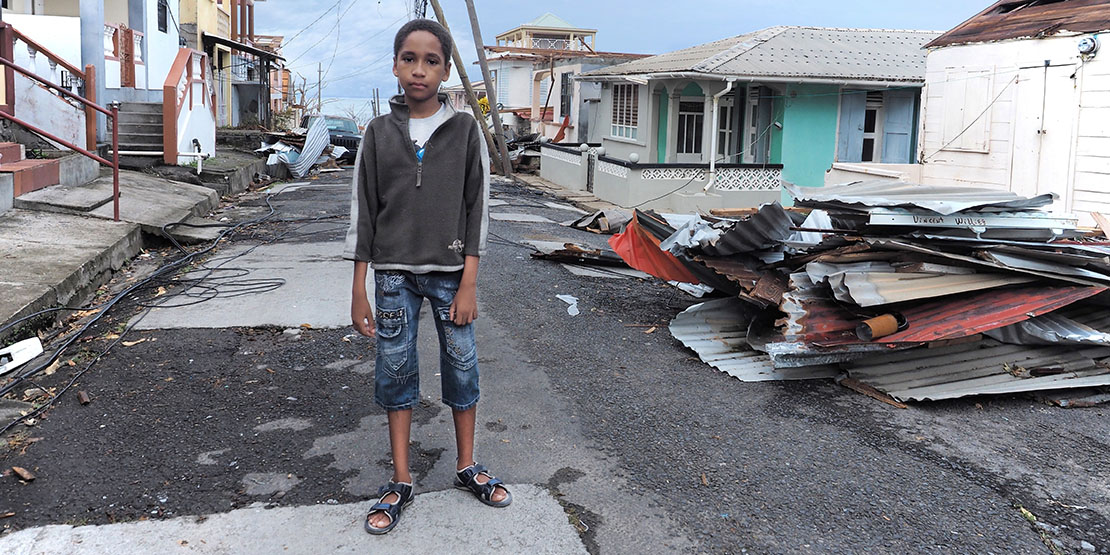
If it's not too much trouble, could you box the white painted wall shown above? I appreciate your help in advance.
[489,57,534,109]
[919,33,1110,223]
[5,15,85,148]
[145,0,181,93]
[4,15,82,67]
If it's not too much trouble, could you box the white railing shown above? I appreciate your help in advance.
[531,38,573,50]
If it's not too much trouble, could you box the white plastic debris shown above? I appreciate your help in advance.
[0,337,44,376]
[555,294,580,316]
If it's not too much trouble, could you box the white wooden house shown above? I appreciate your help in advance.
[829,0,1110,225]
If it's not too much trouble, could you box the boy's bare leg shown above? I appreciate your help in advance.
[368,409,413,529]
[453,407,508,503]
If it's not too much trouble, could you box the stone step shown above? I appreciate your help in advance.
[117,133,164,146]
[0,158,60,196]
[118,101,162,114]
[117,123,163,135]
[0,142,25,164]
[116,112,162,125]
[116,143,163,152]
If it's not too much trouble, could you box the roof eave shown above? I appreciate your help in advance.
[578,72,924,88]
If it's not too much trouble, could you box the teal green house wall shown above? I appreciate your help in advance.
[657,90,668,163]
[779,84,839,203]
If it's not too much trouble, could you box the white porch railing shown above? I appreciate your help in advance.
[163,48,216,165]
[540,143,783,212]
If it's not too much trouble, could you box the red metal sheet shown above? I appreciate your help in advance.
[609,213,699,284]
[811,285,1108,346]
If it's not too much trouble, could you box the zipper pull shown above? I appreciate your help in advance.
[416,164,422,188]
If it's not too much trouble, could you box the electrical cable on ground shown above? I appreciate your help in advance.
[1,184,350,428]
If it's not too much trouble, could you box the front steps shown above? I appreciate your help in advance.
[111,102,165,168]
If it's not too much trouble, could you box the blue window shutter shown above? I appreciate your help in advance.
[881,90,916,163]
[837,91,865,163]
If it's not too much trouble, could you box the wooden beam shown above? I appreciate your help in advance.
[427,0,506,174]
[463,0,513,176]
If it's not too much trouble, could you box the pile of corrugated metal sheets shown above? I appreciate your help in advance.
[627,180,1110,401]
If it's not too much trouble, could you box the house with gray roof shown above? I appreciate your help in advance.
[539,26,940,212]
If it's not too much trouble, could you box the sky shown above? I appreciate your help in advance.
[255,0,985,115]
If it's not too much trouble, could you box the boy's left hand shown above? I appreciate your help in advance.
[449,282,478,325]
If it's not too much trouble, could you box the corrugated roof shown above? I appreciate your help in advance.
[787,181,1056,215]
[585,27,940,84]
[669,298,838,381]
[844,338,1110,401]
[926,0,1110,49]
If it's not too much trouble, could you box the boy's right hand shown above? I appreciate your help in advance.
[351,296,376,338]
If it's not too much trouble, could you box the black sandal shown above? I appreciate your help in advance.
[454,463,512,508]
[364,481,414,535]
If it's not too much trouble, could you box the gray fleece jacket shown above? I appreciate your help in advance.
[343,94,489,273]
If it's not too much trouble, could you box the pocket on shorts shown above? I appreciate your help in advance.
[376,307,410,375]
[435,307,477,370]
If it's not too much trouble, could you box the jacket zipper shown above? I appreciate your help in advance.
[406,111,451,189]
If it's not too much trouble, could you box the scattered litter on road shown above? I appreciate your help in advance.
[555,295,580,316]
[11,466,35,481]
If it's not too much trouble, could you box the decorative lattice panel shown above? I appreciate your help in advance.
[543,148,581,166]
[641,167,706,181]
[714,168,782,191]
[597,160,629,178]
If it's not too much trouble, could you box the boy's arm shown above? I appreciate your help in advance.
[449,255,480,325]
[351,260,375,337]
[461,118,490,259]
[346,127,378,337]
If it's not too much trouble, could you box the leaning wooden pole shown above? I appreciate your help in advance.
[463,0,513,176]
[427,0,506,174]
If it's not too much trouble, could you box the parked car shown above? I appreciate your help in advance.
[300,115,361,163]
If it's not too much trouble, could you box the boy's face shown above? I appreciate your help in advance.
[393,30,451,103]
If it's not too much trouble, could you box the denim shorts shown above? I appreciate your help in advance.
[373,270,480,411]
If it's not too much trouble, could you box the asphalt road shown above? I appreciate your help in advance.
[1,169,1107,553]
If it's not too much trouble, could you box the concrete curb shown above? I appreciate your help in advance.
[0,484,588,554]
[0,210,141,342]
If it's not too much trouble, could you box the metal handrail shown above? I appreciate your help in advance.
[0,56,120,221]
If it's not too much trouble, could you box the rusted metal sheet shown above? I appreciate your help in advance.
[844,338,1110,401]
[926,0,1110,49]
[669,298,838,381]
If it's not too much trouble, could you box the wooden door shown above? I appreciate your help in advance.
[119,27,135,88]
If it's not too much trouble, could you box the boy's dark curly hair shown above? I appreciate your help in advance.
[393,19,453,63]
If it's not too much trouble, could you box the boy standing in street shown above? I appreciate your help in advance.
[343,19,508,535]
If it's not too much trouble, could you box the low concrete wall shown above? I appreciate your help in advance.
[54,153,99,187]
[539,144,588,192]
[0,174,13,214]
[593,158,782,213]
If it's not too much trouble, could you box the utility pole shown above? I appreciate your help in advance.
[317,62,323,113]
[428,0,507,174]
[463,0,513,176]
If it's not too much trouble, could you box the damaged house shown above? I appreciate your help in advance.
[827,0,1110,227]
[539,26,940,213]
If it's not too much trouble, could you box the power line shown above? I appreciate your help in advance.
[281,0,343,47]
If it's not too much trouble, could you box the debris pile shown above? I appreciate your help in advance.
[615,180,1110,402]
[256,117,347,178]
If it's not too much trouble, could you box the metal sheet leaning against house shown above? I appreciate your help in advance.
[785,181,1057,215]
[842,338,1110,402]
[669,298,838,382]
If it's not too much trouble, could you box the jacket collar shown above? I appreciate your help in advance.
[387,93,457,123]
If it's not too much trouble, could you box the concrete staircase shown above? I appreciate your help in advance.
[0,142,61,213]
[112,101,165,167]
